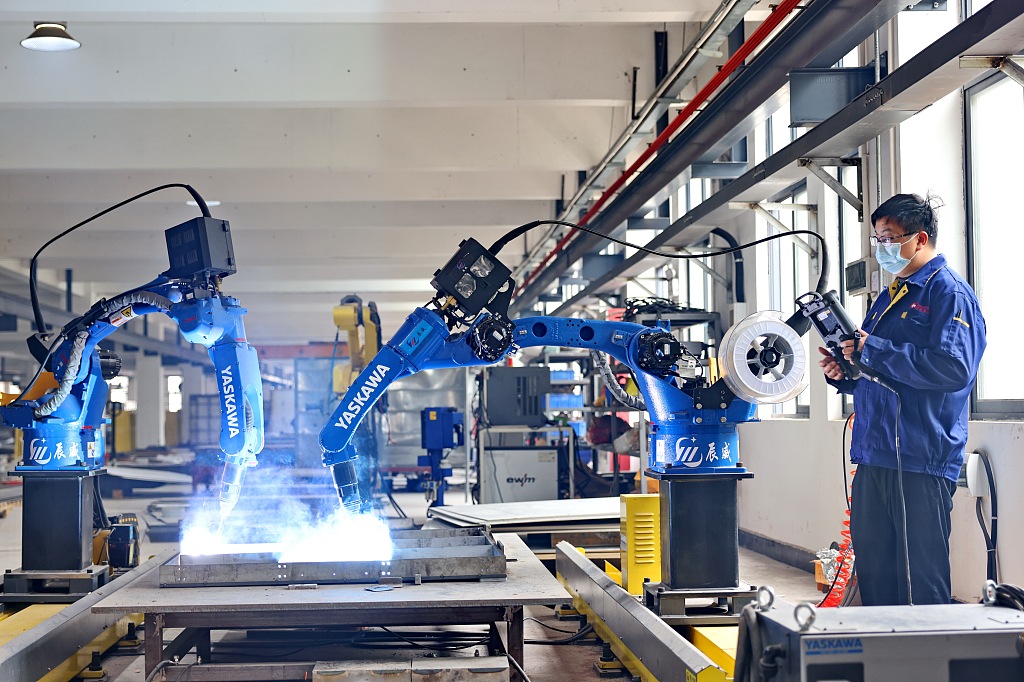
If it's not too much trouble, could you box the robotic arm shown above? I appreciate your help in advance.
[1,217,264,520]
[321,238,807,513]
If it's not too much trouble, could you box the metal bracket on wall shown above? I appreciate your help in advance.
[959,55,1024,89]
[905,0,947,10]
[675,248,730,288]
[798,158,864,220]
[729,202,820,271]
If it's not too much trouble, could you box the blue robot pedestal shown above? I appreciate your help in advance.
[419,407,464,507]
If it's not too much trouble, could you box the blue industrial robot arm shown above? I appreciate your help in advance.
[320,270,762,512]
[1,218,265,521]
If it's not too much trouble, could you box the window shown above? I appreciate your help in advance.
[168,375,183,413]
[966,74,1024,417]
[755,182,813,418]
[108,376,136,411]
[837,163,865,415]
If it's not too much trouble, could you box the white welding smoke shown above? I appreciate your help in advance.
[179,466,394,563]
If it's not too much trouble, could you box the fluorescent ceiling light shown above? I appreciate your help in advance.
[186,200,222,207]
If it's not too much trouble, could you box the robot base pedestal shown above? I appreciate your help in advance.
[643,581,757,625]
[1,565,110,604]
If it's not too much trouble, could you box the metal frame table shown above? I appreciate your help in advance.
[92,533,568,681]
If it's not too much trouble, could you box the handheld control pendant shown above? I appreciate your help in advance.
[796,290,862,378]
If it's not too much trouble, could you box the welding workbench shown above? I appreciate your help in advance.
[92,533,568,681]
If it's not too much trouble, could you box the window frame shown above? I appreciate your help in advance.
[965,70,1024,419]
[763,179,812,419]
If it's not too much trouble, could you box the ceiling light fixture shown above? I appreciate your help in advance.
[186,200,221,207]
[21,22,81,52]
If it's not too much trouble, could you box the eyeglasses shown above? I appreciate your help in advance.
[870,231,919,247]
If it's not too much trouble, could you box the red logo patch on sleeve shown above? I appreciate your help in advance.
[910,301,930,314]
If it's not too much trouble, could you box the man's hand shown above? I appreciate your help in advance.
[819,347,845,381]
[839,329,868,361]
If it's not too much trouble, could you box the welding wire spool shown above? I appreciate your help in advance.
[719,311,807,404]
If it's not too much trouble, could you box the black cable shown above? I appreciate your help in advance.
[711,227,746,303]
[989,583,1024,611]
[506,654,535,682]
[525,623,594,645]
[842,412,853,513]
[386,491,408,519]
[28,183,211,335]
[975,450,998,582]
[489,219,829,296]
[144,660,176,682]
[524,617,579,634]
[485,431,505,503]
[893,392,913,606]
[7,331,67,404]
[375,626,490,652]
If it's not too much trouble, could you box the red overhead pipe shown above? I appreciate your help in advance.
[517,0,805,296]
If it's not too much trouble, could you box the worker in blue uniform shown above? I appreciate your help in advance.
[819,193,987,606]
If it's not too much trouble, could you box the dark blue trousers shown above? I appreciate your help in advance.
[850,463,957,606]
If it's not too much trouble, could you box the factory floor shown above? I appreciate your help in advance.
[0,483,823,681]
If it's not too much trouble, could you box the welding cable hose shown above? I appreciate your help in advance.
[734,602,765,682]
[590,350,645,411]
[32,330,89,418]
[32,291,174,418]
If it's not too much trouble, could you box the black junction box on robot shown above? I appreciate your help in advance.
[431,238,512,317]
[163,217,237,281]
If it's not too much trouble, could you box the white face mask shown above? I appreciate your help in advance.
[875,242,911,274]
[873,232,918,275]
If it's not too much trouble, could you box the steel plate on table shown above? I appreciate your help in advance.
[159,527,506,587]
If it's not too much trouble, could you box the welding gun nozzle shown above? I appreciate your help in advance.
[218,460,247,519]
[331,460,364,514]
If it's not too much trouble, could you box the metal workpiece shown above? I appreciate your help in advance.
[555,541,726,682]
[0,549,176,682]
[753,599,1024,681]
[160,528,507,588]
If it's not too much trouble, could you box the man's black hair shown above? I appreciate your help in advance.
[871,193,941,245]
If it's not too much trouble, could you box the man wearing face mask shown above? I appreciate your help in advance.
[819,193,986,606]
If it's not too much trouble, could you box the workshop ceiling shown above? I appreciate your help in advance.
[0,1,739,353]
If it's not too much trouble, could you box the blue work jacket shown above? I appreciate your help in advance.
[828,254,986,482]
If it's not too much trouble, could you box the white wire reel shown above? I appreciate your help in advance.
[719,311,807,404]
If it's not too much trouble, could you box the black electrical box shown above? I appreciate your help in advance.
[163,217,237,281]
[483,366,551,427]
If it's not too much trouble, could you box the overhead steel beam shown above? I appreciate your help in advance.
[547,0,1024,315]
[512,0,908,315]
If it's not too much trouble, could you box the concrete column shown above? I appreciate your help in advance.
[135,352,166,449]
[178,364,207,446]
